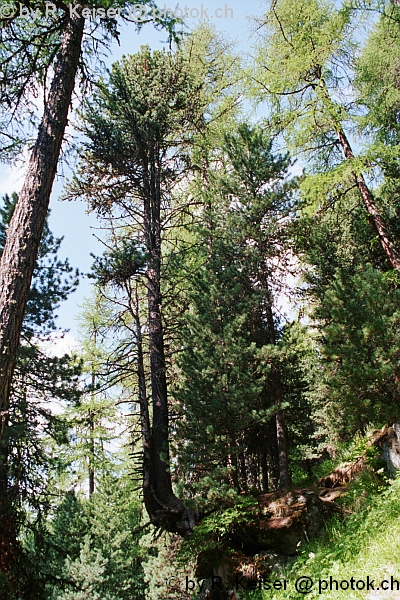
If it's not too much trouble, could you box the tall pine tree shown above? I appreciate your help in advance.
[172,124,311,497]
[0,193,81,597]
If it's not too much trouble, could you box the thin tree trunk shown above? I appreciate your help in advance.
[132,283,154,518]
[88,413,95,498]
[336,129,400,271]
[275,406,290,489]
[260,447,269,493]
[265,295,291,489]
[317,74,400,270]
[89,368,95,499]
[0,12,85,443]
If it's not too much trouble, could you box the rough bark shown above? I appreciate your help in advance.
[0,12,85,444]
[0,11,84,581]
[140,153,196,535]
[147,259,175,504]
[145,152,175,502]
[336,129,400,271]
[132,284,155,520]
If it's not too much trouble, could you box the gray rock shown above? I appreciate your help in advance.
[382,423,400,477]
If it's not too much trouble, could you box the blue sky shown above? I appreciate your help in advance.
[1,0,264,343]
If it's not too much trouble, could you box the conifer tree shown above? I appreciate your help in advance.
[45,471,145,599]
[68,32,239,533]
[296,188,400,444]
[66,293,121,497]
[0,0,172,483]
[251,0,400,270]
[251,0,400,450]
[172,124,311,495]
[0,194,81,596]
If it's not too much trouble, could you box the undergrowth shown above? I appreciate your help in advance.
[178,495,258,564]
[248,473,400,599]
[311,429,384,483]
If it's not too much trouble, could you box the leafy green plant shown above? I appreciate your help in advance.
[178,495,258,563]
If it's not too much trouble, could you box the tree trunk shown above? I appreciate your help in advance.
[0,432,18,589]
[336,129,400,271]
[141,154,196,535]
[88,412,95,498]
[317,74,400,271]
[145,152,175,504]
[132,283,155,519]
[275,407,290,489]
[261,447,269,493]
[147,261,176,504]
[265,292,291,489]
[89,372,95,499]
[0,12,85,444]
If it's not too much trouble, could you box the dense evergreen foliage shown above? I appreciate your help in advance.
[171,124,313,498]
[2,1,400,596]
[0,194,81,597]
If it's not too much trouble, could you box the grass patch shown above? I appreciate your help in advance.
[245,474,400,600]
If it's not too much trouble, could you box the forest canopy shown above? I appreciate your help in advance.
[1,1,400,598]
